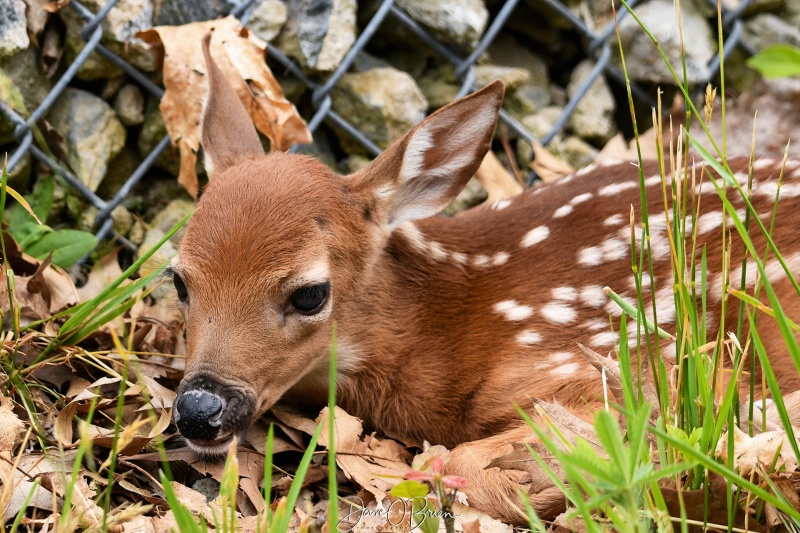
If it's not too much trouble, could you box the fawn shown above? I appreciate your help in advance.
[169,34,800,522]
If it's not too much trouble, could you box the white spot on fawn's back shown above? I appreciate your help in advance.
[492,199,512,210]
[553,205,573,218]
[599,181,637,196]
[578,246,603,267]
[494,300,534,321]
[552,286,578,300]
[492,252,510,266]
[580,285,607,308]
[541,301,577,324]
[517,330,542,345]
[604,214,624,226]
[551,362,580,377]
[521,226,550,248]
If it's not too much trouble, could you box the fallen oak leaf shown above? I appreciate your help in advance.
[137,17,311,198]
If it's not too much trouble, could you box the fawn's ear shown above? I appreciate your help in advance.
[348,80,505,230]
[200,33,263,179]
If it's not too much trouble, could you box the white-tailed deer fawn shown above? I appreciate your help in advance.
[170,33,800,522]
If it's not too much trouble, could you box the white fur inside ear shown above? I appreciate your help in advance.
[388,104,498,230]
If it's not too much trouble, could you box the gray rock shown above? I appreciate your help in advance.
[743,13,800,52]
[331,67,428,150]
[521,106,564,140]
[616,0,717,85]
[98,147,143,199]
[79,205,134,237]
[248,0,289,42]
[47,88,127,192]
[566,60,616,144]
[155,0,228,25]
[723,0,784,15]
[148,198,195,241]
[785,0,800,27]
[0,1,29,60]
[0,46,52,112]
[418,74,459,110]
[193,478,221,502]
[472,65,531,91]
[395,0,489,49]
[138,97,180,176]
[486,35,551,118]
[560,136,599,168]
[114,84,145,127]
[137,198,195,293]
[137,227,177,295]
[6,150,31,192]
[276,0,357,72]
[339,155,372,174]
[60,0,157,80]
[506,85,551,118]
[487,35,549,85]
[443,177,488,215]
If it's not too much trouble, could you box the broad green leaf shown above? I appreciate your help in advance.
[411,497,439,533]
[25,229,98,268]
[747,44,800,79]
[390,480,429,499]
[7,176,54,243]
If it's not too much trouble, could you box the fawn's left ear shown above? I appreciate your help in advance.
[200,32,263,179]
[348,80,505,230]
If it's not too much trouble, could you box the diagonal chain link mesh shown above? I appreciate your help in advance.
[0,0,753,259]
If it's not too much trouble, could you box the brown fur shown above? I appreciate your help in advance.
[173,40,800,524]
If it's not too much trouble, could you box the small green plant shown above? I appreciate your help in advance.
[390,446,467,533]
[747,44,800,79]
[5,175,98,269]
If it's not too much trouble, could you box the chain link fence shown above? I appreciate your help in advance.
[0,0,756,259]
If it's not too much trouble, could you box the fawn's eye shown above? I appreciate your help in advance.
[291,282,330,315]
[173,273,189,303]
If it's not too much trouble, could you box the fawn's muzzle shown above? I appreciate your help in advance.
[173,373,256,450]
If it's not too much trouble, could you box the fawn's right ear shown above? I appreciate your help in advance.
[200,33,263,179]
[347,80,505,231]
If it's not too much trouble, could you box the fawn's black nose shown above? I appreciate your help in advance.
[174,390,223,441]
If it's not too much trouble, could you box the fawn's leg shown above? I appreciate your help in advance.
[445,397,609,525]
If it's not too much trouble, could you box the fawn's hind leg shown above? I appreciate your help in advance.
[444,424,566,524]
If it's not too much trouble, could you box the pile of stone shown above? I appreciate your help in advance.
[1,0,798,251]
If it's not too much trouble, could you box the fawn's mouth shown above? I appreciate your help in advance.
[185,434,234,456]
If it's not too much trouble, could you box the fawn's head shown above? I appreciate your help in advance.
[170,33,504,453]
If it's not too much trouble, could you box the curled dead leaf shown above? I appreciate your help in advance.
[474,152,522,203]
[317,406,410,503]
[137,17,311,198]
[715,426,799,476]
[529,142,575,183]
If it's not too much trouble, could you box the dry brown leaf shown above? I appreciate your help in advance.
[661,472,765,532]
[529,142,575,183]
[0,234,79,324]
[77,249,124,303]
[42,0,69,12]
[40,469,105,528]
[136,374,176,411]
[474,151,523,203]
[137,17,311,198]
[597,128,662,164]
[0,396,23,454]
[764,475,800,528]
[715,426,799,476]
[317,406,410,503]
[246,419,302,455]
[271,406,319,436]
[1,454,64,522]
[23,0,50,41]
[451,503,514,533]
